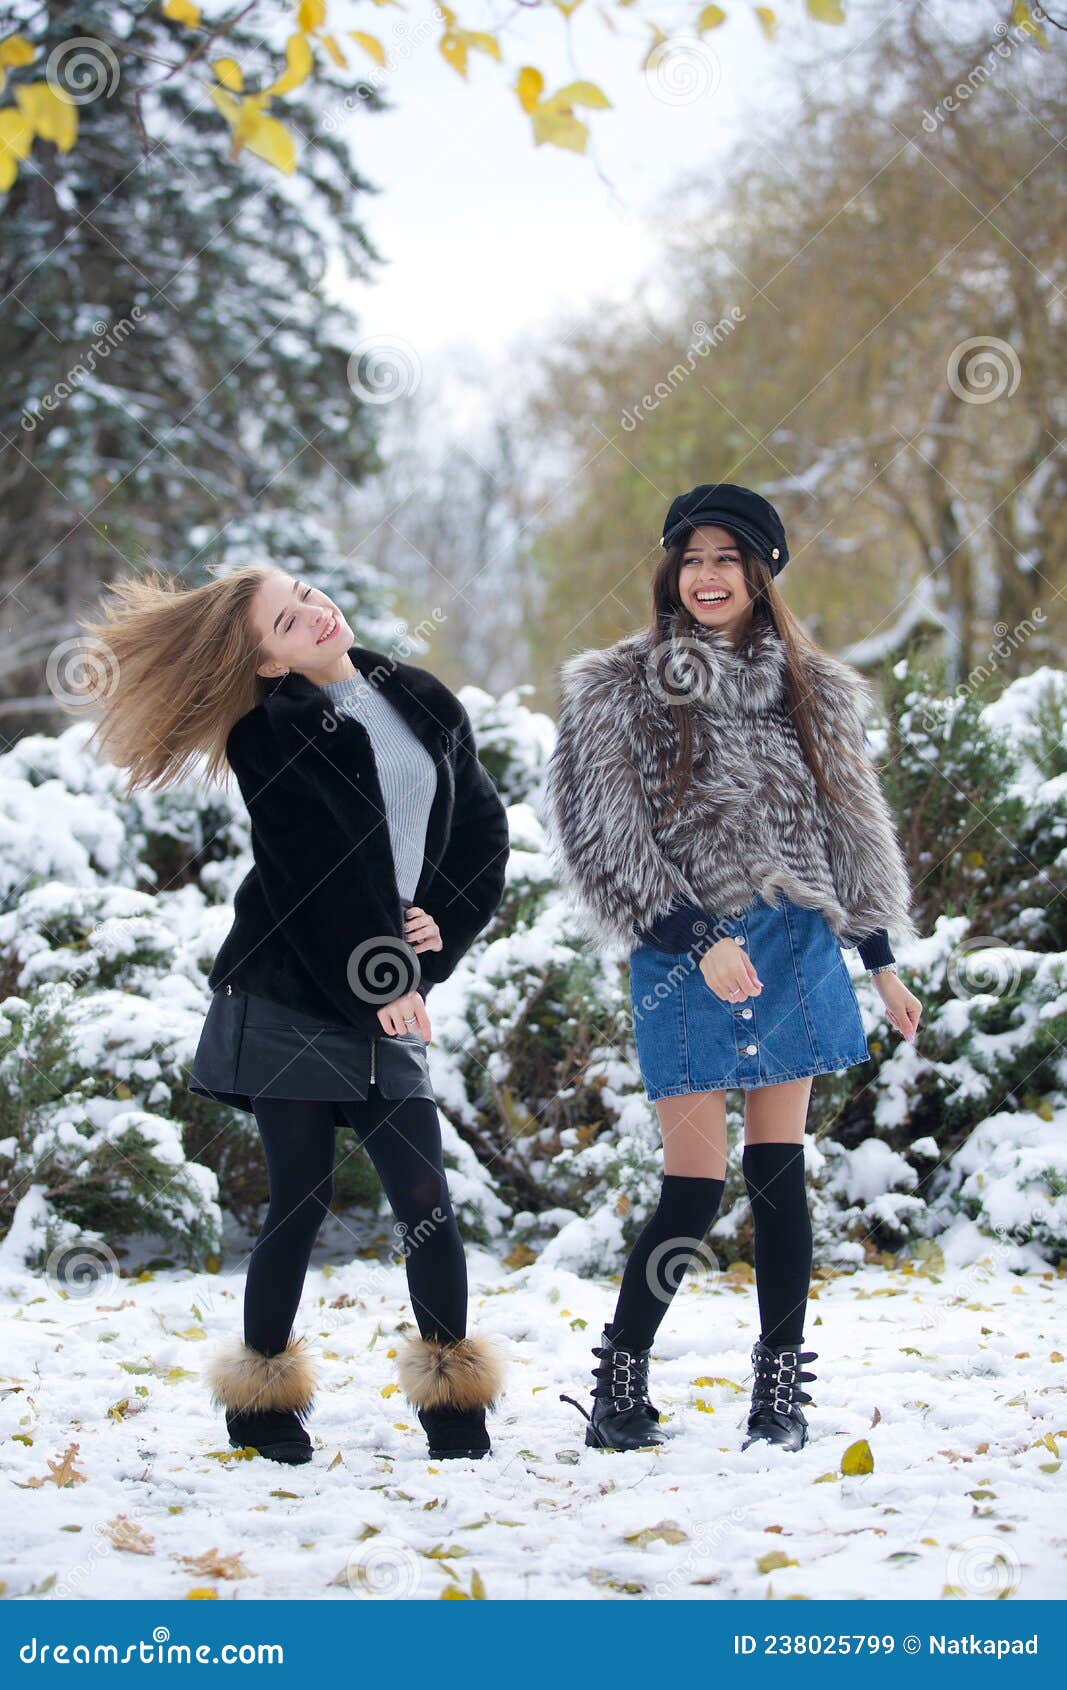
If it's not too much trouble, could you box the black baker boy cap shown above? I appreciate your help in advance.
[661,482,789,577]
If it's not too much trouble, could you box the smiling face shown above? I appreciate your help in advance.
[676,524,754,641]
[250,572,353,681]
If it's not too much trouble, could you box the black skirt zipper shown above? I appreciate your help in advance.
[370,1036,376,1088]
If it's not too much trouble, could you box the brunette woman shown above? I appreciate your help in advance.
[72,566,509,1464]
[546,484,923,1455]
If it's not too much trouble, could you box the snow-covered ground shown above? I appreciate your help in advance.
[2,1220,1064,1602]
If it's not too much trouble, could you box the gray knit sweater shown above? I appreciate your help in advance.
[320,669,437,903]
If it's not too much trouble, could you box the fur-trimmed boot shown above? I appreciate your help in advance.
[560,1325,666,1451]
[741,1339,818,1452]
[397,1332,505,1459]
[206,1335,316,1464]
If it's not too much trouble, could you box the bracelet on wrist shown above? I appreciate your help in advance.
[867,962,897,978]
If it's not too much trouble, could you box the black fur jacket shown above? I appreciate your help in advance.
[207,643,510,1032]
[543,609,921,967]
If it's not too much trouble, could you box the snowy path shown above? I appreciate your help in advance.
[2,1227,1064,1602]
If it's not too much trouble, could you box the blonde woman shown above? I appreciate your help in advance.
[547,484,923,1454]
[70,566,509,1464]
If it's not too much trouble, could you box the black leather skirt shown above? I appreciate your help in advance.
[186,985,435,1116]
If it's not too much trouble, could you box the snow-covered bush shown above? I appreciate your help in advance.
[0,651,1064,1273]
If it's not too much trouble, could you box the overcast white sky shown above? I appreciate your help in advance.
[320,2,833,365]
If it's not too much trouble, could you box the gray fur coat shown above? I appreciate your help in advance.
[543,608,921,958]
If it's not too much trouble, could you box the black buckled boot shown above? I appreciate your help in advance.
[561,1326,666,1451]
[741,1339,817,1452]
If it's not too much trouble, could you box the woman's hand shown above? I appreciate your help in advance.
[698,937,764,1003]
[403,905,443,955]
[378,990,432,1041]
[872,971,922,1043]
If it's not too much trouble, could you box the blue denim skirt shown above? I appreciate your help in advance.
[628,894,871,1098]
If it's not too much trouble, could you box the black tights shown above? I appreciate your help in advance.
[243,1090,468,1356]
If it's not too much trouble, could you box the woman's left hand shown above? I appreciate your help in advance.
[403,906,443,954]
[873,972,922,1043]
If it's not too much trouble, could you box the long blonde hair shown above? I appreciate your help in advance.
[61,564,282,796]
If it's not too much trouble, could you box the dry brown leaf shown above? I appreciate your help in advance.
[105,1514,155,1555]
[22,1443,87,1489]
[179,1548,250,1580]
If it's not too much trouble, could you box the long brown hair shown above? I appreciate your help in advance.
[648,532,869,824]
[59,564,283,796]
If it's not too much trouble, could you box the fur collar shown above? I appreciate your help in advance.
[546,611,921,955]
[260,642,464,759]
[641,607,790,715]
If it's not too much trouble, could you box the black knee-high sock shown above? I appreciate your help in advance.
[742,1142,813,1346]
[609,1173,725,1352]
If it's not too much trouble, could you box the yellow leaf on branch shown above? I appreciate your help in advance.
[516,66,545,114]
[210,87,296,174]
[212,58,243,93]
[350,32,388,70]
[806,0,845,21]
[0,33,36,67]
[0,106,32,191]
[162,0,202,27]
[531,107,588,151]
[266,34,313,96]
[298,0,327,30]
[15,82,77,151]
[753,5,777,39]
[321,34,348,68]
[549,80,611,110]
